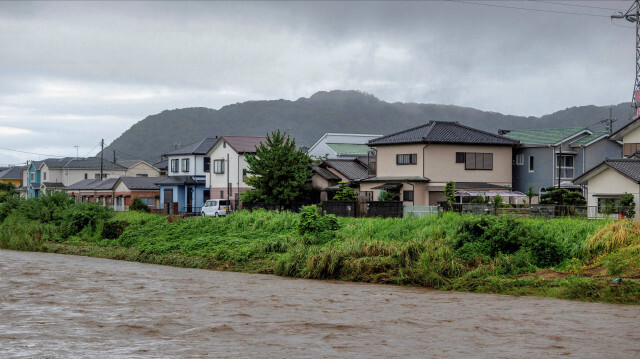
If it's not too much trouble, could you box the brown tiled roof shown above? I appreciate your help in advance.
[221,136,268,154]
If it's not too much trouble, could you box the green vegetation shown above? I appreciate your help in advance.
[130,197,151,213]
[444,181,455,208]
[333,182,356,201]
[242,130,312,207]
[377,190,396,201]
[539,187,587,206]
[1,195,638,304]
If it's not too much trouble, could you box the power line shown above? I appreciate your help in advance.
[0,146,67,158]
[537,1,627,12]
[450,0,612,18]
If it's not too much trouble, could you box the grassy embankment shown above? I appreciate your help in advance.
[1,193,639,304]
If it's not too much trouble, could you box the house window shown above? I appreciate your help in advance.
[213,159,225,174]
[203,189,210,202]
[170,159,179,173]
[403,190,414,202]
[204,157,210,172]
[360,191,373,201]
[456,152,465,163]
[529,156,534,172]
[597,197,621,214]
[396,153,417,165]
[43,172,47,181]
[181,158,190,172]
[84,173,88,179]
[242,169,247,182]
[557,155,574,179]
[223,141,226,148]
[515,154,524,166]
[465,153,493,170]
[30,172,35,182]
[136,174,148,177]
[94,173,107,179]
[623,143,640,157]
[219,190,224,198]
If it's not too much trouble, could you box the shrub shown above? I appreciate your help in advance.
[298,205,339,235]
[333,182,356,201]
[102,219,130,239]
[130,197,151,212]
[378,190,396,201]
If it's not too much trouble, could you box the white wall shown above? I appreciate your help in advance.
[207,141,251,189]
[586,168,640,214]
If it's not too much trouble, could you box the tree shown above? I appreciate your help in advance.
[243,130,312,208]
[525,185,535,205]
[0,182,17,203]
[130,197,151,212]
[539,187,586,206]
[620,193,636,218]
[444,181,456,209]
[333,182,356,201]
[378,190,396,201]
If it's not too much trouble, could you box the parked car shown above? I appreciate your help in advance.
[201,199,231,217]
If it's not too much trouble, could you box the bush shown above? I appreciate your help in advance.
[102,219,130,239]
[453,216,568,268]
[298,205,339,235]
[333,182,356,201]
[59,203,114,238]
[130,197,151,212]
[378,190,396,201]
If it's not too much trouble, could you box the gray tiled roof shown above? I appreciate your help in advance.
[0,166,23,180]
[310,163,341,181]
[220,136,268,154]
[40,157,126,170]
[324,159,370,180]
[603,159,640,182]
[42,182,65,188]
[164,138,218,156]
[369,121,519,146]
[119,177,160,190]
[64,178,118,190]
[156,176,205,186]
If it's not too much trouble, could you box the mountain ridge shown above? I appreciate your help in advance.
[104,90,631,161]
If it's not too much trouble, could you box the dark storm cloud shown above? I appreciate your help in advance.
[0,1,634,164]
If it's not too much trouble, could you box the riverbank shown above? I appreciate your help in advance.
[1,196,638,304]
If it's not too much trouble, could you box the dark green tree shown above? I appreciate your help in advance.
[243,130,312,208]
[0,182,17,203]
[539,187,586,206]
[444,181,456,209]
[130,197,151,212]
[525,185,535,205]
[333,182,356,201]
[620,193,636,218]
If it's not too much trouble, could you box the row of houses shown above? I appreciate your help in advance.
[3,117,640,216]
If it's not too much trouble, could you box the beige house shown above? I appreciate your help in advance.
[117,160,162,178]
[572,118,640,217]
[360,121,519,206]
[310,158,372,201]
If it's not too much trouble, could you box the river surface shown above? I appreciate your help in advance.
[1,250,639,358]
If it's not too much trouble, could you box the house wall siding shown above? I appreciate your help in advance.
[125,162,161,177]
[585,168,640,214]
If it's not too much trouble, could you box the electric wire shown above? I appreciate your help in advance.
[450,0,613,18]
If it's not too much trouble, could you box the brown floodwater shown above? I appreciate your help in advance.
[1,250,639,358]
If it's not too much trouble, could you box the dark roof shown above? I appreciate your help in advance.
[118,177,160,190]
[0,166,23,180]
[64,178,119,191]
[358,176,430,183]
[574,158,640,184]
[39,157,126,170]
[156,176,205,186]
[310,163,341,181]
[164,138,218,156]
[153,160,168,170]
[324,159,370,180]
[368,121,519,146]
[217,136,268,154]
[42,182,65,188]
[610,118,640,141]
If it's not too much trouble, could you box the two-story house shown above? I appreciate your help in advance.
[573,119,640,216]
[360,121,519,206]
[0,166,24,189]
[206,136,267,210]
[26,158,127,198]
[157,137,218,214]
[502,127,622,199]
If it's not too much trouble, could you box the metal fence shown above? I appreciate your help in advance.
[403,205,439,218]
[448,204,635,219]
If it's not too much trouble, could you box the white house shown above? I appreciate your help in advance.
[206,136,267,209]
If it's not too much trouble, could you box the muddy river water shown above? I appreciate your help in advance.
[1,250,639,358]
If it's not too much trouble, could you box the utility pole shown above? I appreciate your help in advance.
[612,0,640,120]
[74,146,79,159]
[100,139,104,180]
[598,107,617,133]
[113,150,116,163]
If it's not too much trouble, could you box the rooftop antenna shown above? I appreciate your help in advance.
[74,146,79,159]
[612,0,640,120]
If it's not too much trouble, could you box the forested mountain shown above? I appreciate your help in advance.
[105,90,631,161]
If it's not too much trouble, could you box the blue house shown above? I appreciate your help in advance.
[157,137,218,214]
[501,127,622,200]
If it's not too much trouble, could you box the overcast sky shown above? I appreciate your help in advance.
[0,1,635,166]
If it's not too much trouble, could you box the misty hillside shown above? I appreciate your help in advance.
[105,90,631,161]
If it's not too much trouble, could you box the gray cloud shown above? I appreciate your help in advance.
[0,1,634,165]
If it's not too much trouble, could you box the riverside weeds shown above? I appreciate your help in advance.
[1,196,639,304]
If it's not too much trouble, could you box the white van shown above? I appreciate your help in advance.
[201,199,231,217]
